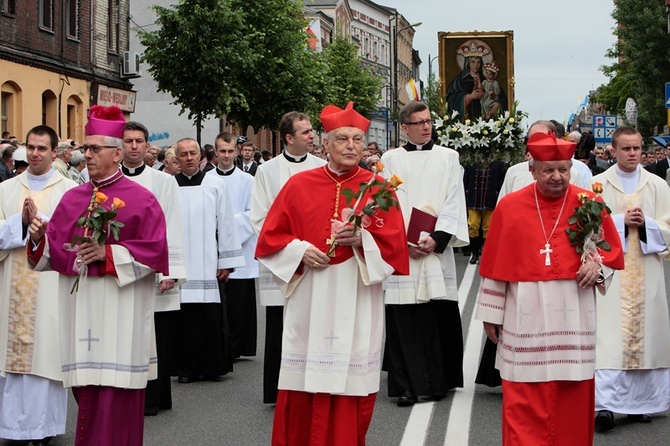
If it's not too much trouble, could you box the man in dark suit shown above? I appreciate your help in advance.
[644,147,669,179]
[239,141,258,176]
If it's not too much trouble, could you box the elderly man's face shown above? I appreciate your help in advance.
[530,160,571,198]
[83,135,123,180]
[176,140,201,176]
[325,126,364,172]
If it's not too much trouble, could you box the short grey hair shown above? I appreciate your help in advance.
[70,151,85,166]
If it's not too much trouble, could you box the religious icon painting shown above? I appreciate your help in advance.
[438,31,515,122]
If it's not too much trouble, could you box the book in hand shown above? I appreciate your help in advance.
[407,207,437,246]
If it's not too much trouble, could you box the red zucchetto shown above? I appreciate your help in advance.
[526,131,576,161]
[84,105,126,138]
[320,101,370,133]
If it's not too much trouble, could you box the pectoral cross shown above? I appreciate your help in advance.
[540,243,552,266]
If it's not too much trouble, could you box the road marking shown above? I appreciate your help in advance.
[400,401,435,446]
[398,263,479,446]
[444,263,481,445]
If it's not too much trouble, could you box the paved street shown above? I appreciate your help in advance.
[4,254,669,445]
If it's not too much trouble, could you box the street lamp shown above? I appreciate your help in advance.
[391,15,421,147]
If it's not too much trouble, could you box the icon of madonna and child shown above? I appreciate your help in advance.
[445,39,509,122]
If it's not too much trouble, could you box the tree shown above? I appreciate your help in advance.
[320,37,383,122]
[591,0,670,137]
[137,0,252,143]
[224,0,327,134]
[424,70,444,116]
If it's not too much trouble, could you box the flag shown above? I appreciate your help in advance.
[405,78,420,102]
[307,19,322,52]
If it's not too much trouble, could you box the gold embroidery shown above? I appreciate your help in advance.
[619,194,645,369]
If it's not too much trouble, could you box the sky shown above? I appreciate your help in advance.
[379,0,617,127]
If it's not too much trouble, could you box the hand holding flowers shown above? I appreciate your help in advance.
[69,191,125,293]
[325,162,403,257]
[566,182,612,263]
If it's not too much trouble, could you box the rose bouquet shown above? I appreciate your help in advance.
[69,191,125,293]
[326,162,403,257]
[566,182,612,263]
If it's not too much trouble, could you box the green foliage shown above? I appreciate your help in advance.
[224,0,327,132]
[320,37,383,125]
[592,0,670,137]
[136,0,252,140]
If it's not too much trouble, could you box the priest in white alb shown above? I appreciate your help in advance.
[256,102,409,445]
[209,132,258,359]
[592,126,670,430]
[0,125,77,445]
[250,111,326,403]
[170,138,245,382]
[475,130,624,445]
[121,121,187,416]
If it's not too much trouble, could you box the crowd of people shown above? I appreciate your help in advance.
[0,101,669,446]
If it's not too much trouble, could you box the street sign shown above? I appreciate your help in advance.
[665,82,670,109]
[593,114,618,143]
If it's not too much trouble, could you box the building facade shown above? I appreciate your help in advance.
[1,0,134,142]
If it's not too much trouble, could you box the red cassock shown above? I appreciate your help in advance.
[256,165,408,446]
[256,165,408,275]
[479,183,624,446]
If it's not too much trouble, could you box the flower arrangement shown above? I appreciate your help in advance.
[432,101,527,165]
[566,182,612,263]
[325,162,403,257]
[69,191,125,293]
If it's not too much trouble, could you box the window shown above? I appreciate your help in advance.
[66,0,80,39]
[1,0,16,16]
[107,0,119,53]
[39,0,53,31]
[1,93,9,134]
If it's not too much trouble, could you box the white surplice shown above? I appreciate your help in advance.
[259,232,395,396]
[124,165,187,311]
[32,242,160,389]
[208,167,257,279]
[175,173,245,303]
[0,170,76,440]
[475,276,613,383]
[380,145,469,304]
[592,166,670,413]
[250,153,326,306]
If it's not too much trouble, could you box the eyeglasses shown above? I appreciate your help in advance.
[81,145,118,154]
[404,119,433,127]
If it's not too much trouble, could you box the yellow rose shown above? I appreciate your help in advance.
[509,118,515,123]
[592,182,603,194]
[388,174,403,188]
[112,197,126,210]
[577,192,589,202]
[374,161,385,173]
[94,192,108,204]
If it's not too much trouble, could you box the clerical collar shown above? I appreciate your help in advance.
[26,168,55,192]
[91,170,124,189]
[403,140,434,151]
[215,166,235,176]
[121,163,146,177]
[283,150,308,163]
[175,170,206,187]
[614,164,640,194]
